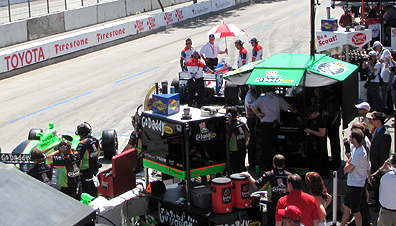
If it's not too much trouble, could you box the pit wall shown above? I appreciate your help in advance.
[0,0,247,75]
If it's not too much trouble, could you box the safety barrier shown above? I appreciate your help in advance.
[0,0,248,74]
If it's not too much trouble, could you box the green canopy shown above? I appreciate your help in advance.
[224,53,358,87]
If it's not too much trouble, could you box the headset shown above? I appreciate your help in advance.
[76,122,92,137]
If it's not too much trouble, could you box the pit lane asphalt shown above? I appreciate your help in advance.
[0,0,344,155]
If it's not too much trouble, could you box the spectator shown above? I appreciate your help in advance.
[185,51,213,108]
[340,129,369,226]
[244,85,257,170]
[305,172,332,226]
[275,174,320,226]
[365,9,381,44]
[342,123,371,226]
[304,106,330,176]
[277,205,303,226]
[76,122,101,198]
[27,148,52,185]
[241,154,291,226]
[366,111,391,207]
[372,154,396,225]
[362,50,382,112]
[251,86,296,173]
[234,39,248,68]
[373,41,393,111]
[355,102,375,138]
[47,140,81,200]
[249,37,263,62]
[339,8,355,28]
[226,106,249,173]
[383,4,396,45]
[199,34,228,70]
[180,38,195,71]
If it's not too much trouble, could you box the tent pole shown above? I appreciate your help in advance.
[310,0,315,58]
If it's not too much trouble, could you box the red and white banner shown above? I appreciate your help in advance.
[1,43,49,72]
[94,22,129,45]
[131,15,159,35]
[391,28,396,50]
[49,32,92,58]
[160,7,189,26]
[316,29,372,52]
[211,0,234,12]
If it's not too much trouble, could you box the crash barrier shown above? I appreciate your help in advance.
[0,0,248,75]
[0,0,191,48]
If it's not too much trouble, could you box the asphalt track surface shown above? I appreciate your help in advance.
[0,0,345,154]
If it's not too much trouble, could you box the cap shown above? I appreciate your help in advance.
[30,148,46,161]
[355,102,371,111]
[192,51,200,57]
[373,41,382,48]
[278,205,302,221]
[368,51,377,56]
[366,111,386,120]
[249,37,258,43]
[209,34,215,38]
[57,140,71,150]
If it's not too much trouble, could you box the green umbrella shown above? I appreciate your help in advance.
[224,53,358,87]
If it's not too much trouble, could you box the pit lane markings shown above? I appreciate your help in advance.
[8,91,93,123]
[9,67,159,123]
[114,66,159,84]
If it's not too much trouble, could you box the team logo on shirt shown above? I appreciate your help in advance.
[254,71,294,84]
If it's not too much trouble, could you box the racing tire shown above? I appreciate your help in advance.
[224,81,246,105]
[28,128,43,140]
[101,129,118,159]
[171,78,179,93]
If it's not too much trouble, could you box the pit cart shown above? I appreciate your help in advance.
[138,107,268,226]
[171,71,248,106]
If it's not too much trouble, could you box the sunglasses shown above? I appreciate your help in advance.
[61,143,71,148]
[186,42,192,45]
[282,216,290,220]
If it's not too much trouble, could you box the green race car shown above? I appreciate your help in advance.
[11,122,118,172]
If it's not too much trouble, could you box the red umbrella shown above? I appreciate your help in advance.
[206,23,248,52]
[206,23,248,38]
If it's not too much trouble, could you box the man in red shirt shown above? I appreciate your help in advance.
[275,174,320,226]
[234,39,248,68]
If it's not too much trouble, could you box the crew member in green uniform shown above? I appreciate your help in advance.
[76,122,101,198]
[47,140,81,200]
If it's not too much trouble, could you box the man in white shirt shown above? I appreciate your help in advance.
[199,34,228,70]
[373,41,394,110]
[376,154,396,225]
[251,87,296,173]
[340,129,369,226]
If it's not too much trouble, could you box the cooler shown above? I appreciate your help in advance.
[98,149,137,198]
[230,173,251,209]
[211,178,233,213]
[152,93,180,116]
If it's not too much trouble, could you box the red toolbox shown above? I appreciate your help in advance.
[98,149,138,198]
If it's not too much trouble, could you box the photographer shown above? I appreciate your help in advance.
[362,51,383,112]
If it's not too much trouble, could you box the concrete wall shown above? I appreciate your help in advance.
[64,5,97,31]
[0,21,28,47]
[27,13,65,40]
[97,0,127,23]
[126,0,151,15]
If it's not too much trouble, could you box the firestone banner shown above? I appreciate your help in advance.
[316,29,372,52]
